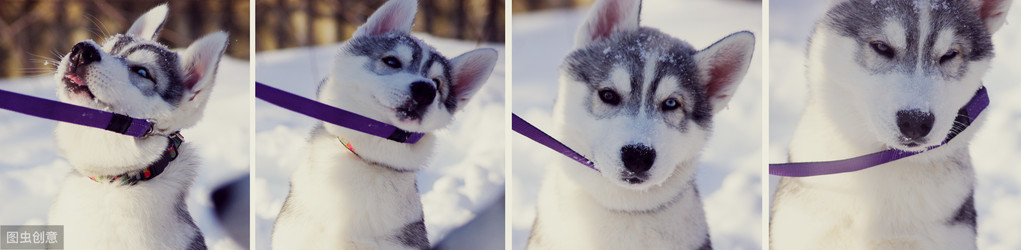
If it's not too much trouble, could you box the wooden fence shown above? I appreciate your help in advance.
[254,0,504,52]
[0,0,250,78]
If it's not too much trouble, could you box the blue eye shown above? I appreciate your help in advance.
[131,66,152,81]
[662,98,681,111]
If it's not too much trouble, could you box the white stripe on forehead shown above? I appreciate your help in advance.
[917,1,932,73]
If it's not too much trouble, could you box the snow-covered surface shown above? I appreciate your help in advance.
[510,0,763,249]
[252,35,505,248]
[0,57,251,250]
[768,1,1021,249]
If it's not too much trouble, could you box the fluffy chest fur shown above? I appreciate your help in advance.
[272,126,428,250]
[528,159,711,250]
[48,128,203,250]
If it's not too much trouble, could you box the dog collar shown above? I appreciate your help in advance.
[512,113,597,171]
[255,81,425,144]
[88,131,184,185]
[769,86,989,177]
[338,137,360,157]
[0,88,161,138]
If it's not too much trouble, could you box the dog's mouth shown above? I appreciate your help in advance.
[63,74,94,99]
[620,171,648,185]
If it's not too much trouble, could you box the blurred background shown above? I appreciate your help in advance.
[255,0,504,52]
[0,1,251,249]
[0,0,250,78]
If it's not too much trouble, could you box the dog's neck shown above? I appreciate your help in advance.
[320,123,435,172]
[557,158,700,213]
[55,123,175,177]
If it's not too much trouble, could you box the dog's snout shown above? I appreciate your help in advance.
[896,109,935,140]
[410,81,436,106]
[621,144,656,174]
[69,42,102,71]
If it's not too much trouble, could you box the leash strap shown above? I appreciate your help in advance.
[0,88,153,137]
[89,131,183,185]
[769,86,989,177]
[512,113,596,170]
[255,81,424,143]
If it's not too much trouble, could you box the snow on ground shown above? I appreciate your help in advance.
[768,0,1021,249]
[252,35,505,248]
[511,0,763,249]
[0,57,251,249]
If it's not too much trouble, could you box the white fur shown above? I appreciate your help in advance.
[271,0,497,248]
[47,4,226,249]
[770,1,1011,249]
[529,0,754,248]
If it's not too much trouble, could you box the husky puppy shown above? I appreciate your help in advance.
[46,4,227,250]
[526,0,755,249]
[270,0,498,249]
[770,0,1012,249]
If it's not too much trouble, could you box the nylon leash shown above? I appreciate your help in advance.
[512,113,596,170]
[769,86,989,177]
[0,88,154,137]
[255,81,425,144]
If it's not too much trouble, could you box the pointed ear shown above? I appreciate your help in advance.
[449,48,498,111]
[353,0,418,37]
[575,0,641,48]
[126,4,169,40]
[180,32,228,101]
[694,31,755,114]
[970,0,1012,34]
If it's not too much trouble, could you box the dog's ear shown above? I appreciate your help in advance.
[180,32,228,104]
[575,0,641,48]
[353,0,418,37]
[970,0,1012,33]
[694,31,754,114]
[126,4,169,40]
[448,48,498,111]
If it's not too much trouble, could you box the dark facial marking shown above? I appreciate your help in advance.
[565,28,709,129]
[823,0,994,78]
[117,43,185,104]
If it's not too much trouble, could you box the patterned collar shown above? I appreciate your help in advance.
[88,131,183,185]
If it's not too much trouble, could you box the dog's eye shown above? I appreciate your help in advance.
[661,98,681,111]
[939,49,959,64]
[598,89,620,105]
[381,56,402,69]
[869,41,895,59]
[131,66,153,81]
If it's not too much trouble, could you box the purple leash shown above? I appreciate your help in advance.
[0,88,153,137]
[770,86,989,177]
[512,113,596,170]
[255,81,424,144]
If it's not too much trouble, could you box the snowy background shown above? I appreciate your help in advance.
[510,0,763,249]
[0,57,251,249]
[769,0,1021,249]
[253,37,506,249]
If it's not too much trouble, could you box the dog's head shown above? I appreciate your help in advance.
[556,0,754,190]
[807,0,1010,151]
[54,4,228,133]
[320,0,498,135]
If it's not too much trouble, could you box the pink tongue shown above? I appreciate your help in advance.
[66,75,85,86]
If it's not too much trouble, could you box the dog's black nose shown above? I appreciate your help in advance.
[621,144,656,174]
[410,81,436,106]
[69,42,102,71]
[896,109,935,140]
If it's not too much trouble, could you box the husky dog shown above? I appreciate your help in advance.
[270,0,498,248]
[47,4,227,249]
[770,0,1012,249]
[526,0,754,249]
